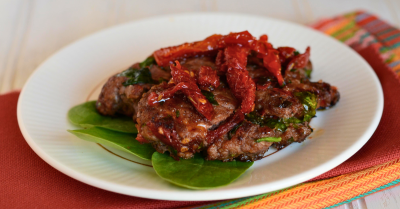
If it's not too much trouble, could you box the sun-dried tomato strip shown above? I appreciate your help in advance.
[147,91,159,106]
[153,34,223,66]
[147,121,178,147]
[222,46,256,114]
[286,47,311,71]
[258,34,273,49]
[154,31,257,67]
[206,111,244,144]
[146,121,181,160]
[277,47,296,63]
[263,49,284,86]
[153,31,287,86]
[198,66,220,89]
[158,61,214,120]
[170,61,197,83]
[218,31,257,47]
[135,133,149,143]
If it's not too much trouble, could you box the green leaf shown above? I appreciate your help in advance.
[282,117,302,124]
[245,112,303,132]
[68,127,155,160]
[201,90,219,105]
[152,152,253,189]
[121,67,154,86]
[139,56,156,68]
[176,110,180,118]
[305,69,312,78]
[245,112,285,131]
[68,101,137,133]
[256,137,282,143]
[294,92,317,122]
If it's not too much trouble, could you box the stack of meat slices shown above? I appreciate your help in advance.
[96,31,340,162]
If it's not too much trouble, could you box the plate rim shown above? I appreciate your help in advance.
[17,12,384,201]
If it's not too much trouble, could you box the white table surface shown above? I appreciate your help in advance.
[1,0,400,208]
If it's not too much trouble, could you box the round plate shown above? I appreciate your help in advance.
[17,13,383,201]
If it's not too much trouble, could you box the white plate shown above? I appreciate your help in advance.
[17,13,383,201]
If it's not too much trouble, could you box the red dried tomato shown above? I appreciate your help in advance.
[207,111,244,143]
[135,133,149,143]
[147,91,159,106]
[220,46,255,114]
[253,34,273,55]
[286,47,311,71]
[277,47,296,64]
[218,31,257,48]
[146,121,181,160]
[198,66,220,89]
[158,61,214,120]
[153,34,223,66]
[154,31,257,67]
[153,31,287,87]
[263,49,284,86]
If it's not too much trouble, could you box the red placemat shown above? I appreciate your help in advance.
[0,92,217,208]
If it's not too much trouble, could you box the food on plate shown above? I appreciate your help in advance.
[68,31,340,189]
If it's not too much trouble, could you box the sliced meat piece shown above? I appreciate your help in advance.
[283,61,339,109]
[149,65,171,82]
[180,56,218,72]
[207,121,274,162]
[274,122,313,149]
[284,81,340,109]
[96,74,152,121]
[206,120,313,162]
[254,88,304,119]
[136,83,238,159]
[283,61,313,83]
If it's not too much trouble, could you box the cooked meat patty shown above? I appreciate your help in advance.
[96,33,340,162]
[136,82,238,159]
[96,57,216,120]
[207,121,312,161]
[96,75,153,121]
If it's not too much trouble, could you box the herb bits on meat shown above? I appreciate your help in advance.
[96,31,340,162]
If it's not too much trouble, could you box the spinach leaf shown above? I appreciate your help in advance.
[294,92,317,122]
[176,110,180,118]
[139,56,156,68]
[121,67,154,86]
[68,101,137,133]
[152,152,253,189]
[201,90,219,105]
[256,137,282,143]
[68,127,155,160]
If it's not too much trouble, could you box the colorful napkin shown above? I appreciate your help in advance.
[1,11,400,209]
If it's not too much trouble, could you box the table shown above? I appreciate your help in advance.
[1,0,399,208]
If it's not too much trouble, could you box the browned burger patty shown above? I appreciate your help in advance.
[96,75,153,121]
[136,82,238,159]
[206,121,312,161]
[97,54,340,162]
[96,62,172,120]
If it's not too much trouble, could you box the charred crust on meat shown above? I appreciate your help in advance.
[96,34,340,162]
